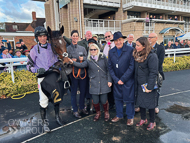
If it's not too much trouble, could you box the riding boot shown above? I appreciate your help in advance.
[54,104,64,126]
[93,103,101,121]
[103,101,110,121]
[40,107,50,132]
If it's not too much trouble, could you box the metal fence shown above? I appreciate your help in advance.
[1,49,190,83]
[165,48,190,63]
[0,58,27,83]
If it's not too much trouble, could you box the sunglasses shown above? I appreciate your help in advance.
[90,49,97,51]
[148,37,156,39]
[105,35,111,39]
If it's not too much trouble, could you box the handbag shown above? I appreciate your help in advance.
[156,72,163,88]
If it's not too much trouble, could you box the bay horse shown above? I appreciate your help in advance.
[47,26,72,89]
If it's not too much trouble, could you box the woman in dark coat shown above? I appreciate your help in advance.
[108,32,135,126]
[69,44,112,122]
[133,37,158,131]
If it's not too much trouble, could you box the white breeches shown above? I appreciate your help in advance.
[38,77,49,108]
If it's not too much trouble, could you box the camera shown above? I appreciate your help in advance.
[79,52,83,57]
[2,40,7,42]
[19,39,23,43]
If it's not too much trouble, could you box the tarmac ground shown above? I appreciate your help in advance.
[0,69,190,143]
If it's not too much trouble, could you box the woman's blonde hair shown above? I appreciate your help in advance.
[87,44,103,60]
[133,37,153,63]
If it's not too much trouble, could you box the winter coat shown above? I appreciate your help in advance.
[73,54,111,95]
[108,43,135,103]
[154,43,165,80]
[67,43,87,75]
[134,49,158,109]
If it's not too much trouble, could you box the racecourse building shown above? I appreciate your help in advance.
[34,0,190,44]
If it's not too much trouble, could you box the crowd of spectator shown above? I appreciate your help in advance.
[164,39,190,49]
[0,39,30,72]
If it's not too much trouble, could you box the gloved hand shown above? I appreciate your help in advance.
[37,68,46,75]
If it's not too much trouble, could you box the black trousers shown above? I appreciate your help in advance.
[140,107,155,123]
[108,85,114,106]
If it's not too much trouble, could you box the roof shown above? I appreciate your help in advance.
[5,22,30,32]
[159,27,184,34]
[30,18,45,29]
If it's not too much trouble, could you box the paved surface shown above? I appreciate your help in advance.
[0,69,190,143]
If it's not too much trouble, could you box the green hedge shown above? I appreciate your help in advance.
[163,55,190,72]
[0,70,38,98]
[1,55,190,98]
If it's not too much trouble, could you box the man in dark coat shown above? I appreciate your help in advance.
[125,34,136,48]
[108,32,135,125]
[148,33,165,113]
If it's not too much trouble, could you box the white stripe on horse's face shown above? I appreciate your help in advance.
[59,40,62,44]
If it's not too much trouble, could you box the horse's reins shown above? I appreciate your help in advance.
[72,60,87,79]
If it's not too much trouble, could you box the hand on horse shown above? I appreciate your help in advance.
[68,58,73,64]
[37,68,46,75]
[72,58,77,62]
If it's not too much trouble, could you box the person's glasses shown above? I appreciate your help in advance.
[148,37,156,39]
[105,35,111,39]
[90,49,97,51]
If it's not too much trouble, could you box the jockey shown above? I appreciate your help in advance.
[27,26,64,132]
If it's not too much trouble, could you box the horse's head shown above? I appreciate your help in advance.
[47,26,70,65]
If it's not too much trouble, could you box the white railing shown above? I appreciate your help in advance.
[84,18,122,34]
[143,22,155,34]
[165,48,190,63]
[123,0,190,12]
[184,23,190,33]
[83,0,120,7]
[0,58,27,83]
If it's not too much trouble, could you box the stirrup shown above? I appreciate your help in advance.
[64,80,70,89]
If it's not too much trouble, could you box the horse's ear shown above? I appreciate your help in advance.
[60,25,64,35]
[47,26,52,38]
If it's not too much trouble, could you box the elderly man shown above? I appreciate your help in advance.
[103,31,115,109]
[78,31,92,51]
[125,34,136,48]
[165,41,173,49]
[173,40,181,49]
[185,40,190,48]
[108,32,135,125]
[148,33,165,114]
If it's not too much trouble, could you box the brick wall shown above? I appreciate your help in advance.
[122,22,185,43]
[15,36,36,50]
[59,0,84,39]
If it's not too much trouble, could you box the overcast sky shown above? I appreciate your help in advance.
[0,0,45,23]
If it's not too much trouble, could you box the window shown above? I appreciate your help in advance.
[12,25,18,30]
[127,11,141,19]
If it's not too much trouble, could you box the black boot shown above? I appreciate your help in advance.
[40,107,50,132]
[54,104,64,126]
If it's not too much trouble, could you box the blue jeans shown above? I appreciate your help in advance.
[115,100,135,119]
[71,73,87,112]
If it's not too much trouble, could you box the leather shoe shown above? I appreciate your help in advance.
[155,108,159,114]
[79,109,89,115]
[73,112,81,118]
[136,119,147,127]
[147,122,156,131]
[127,119,134,126]
[111,116,123,122]
[135,107,140,112]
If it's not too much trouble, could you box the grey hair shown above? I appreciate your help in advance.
[104,31,112,36]
[87,44,103,60]
[127,34,134,38]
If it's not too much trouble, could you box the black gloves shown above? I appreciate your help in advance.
[37,68,46,75]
